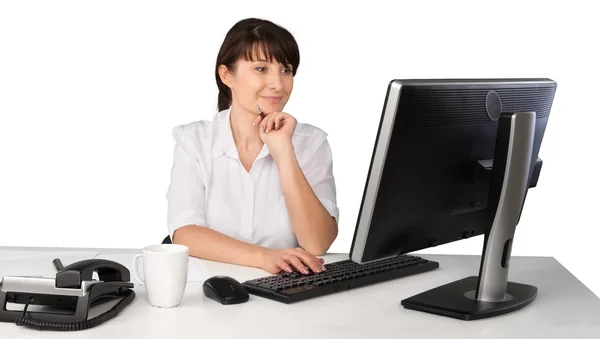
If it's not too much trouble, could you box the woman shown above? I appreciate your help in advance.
[166,18,339,275]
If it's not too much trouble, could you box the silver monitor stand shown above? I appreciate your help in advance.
[401,111,538,320]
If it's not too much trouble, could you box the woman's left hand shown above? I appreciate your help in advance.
[254,111,297,161]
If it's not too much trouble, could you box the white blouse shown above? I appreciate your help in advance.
[166,108,339,249]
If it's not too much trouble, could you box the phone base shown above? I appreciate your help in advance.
[0,276,135,330]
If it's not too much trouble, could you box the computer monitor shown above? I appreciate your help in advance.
[348,78,557,320]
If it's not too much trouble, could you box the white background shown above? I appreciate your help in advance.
[1,1,598,297]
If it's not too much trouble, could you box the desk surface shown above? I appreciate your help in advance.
[1,246,599,339]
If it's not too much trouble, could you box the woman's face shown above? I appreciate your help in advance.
[222,51,294,114]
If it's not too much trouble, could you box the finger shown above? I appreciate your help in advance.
[260,116,267,132]
[269,112,285,133]
[276,113,292,131]
[293,249,323,273]
[253,114,263,127]
[284,254,309,275]
[277,259,293,273]
[266,113,278,133]
[260,112,271,132]
[274,113,285,130]
[264,114,272,133]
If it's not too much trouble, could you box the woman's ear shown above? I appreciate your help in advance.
[218,64,234,88]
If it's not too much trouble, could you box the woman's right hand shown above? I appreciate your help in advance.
[258,247,327,275]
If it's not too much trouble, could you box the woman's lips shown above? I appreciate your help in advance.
[262,96,282,103]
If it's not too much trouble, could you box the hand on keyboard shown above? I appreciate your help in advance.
[259,247,326,274]
[243,255,440,304]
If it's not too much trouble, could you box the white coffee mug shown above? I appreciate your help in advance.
[132,244,189,308]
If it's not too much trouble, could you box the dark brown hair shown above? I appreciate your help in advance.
[215,18,300,111]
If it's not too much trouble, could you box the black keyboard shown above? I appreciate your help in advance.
[242,254,439,304]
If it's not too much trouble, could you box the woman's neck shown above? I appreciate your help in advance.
[229,102,263,151]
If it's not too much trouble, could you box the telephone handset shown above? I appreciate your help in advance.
[0,258,136,331]
[55,258,130,288]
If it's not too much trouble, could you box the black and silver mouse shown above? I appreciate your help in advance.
[202,275,249,305]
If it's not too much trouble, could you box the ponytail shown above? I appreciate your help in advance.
[216,75,232,111]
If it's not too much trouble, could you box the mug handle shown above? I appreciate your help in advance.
[132,254,145,285]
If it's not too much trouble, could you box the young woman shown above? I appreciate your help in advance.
[166,18,339,275]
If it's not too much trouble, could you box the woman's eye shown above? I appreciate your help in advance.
[255,67,266,72]
[282,68,292,74]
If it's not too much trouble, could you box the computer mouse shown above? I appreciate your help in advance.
[202,275,249,305]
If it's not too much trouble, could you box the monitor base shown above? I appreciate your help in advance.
[401,276,537,320]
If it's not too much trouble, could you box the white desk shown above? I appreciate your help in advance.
[1,246,599,339]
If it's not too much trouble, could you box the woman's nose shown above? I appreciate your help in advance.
[268,73,283,91]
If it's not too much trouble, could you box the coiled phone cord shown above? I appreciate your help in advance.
[14,289,135,331]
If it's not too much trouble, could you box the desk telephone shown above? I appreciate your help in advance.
[0,258,135,331]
